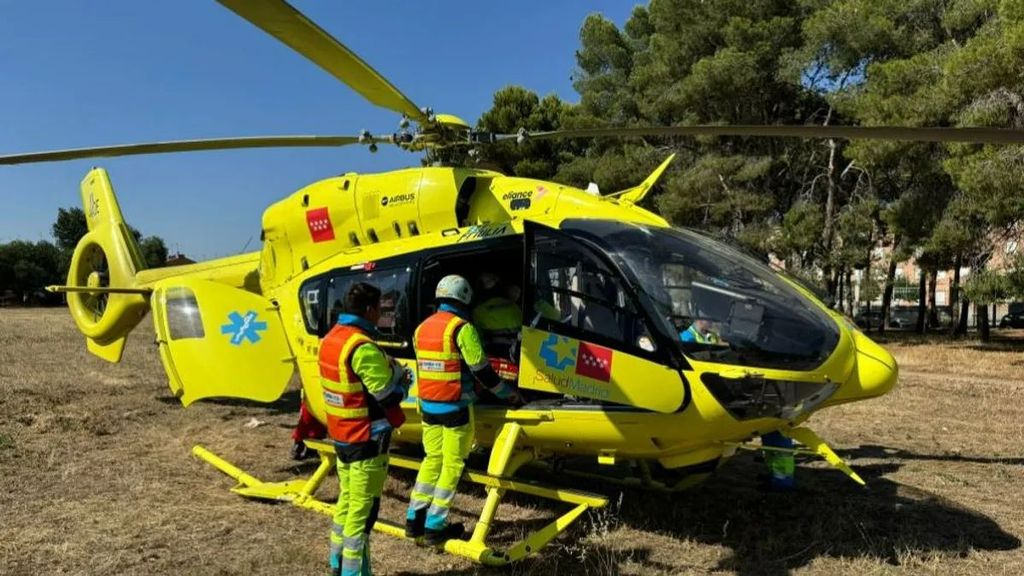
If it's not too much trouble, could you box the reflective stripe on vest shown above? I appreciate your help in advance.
[319,324,373,443]
[414,311,466,403]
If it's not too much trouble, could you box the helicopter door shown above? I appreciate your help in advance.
[519,221,686,413]
[151,278,294,406]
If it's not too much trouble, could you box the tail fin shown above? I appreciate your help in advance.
[609,153,676,204]
[62,168,150,362]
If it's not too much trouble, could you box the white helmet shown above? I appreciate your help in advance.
[436,274,473,305]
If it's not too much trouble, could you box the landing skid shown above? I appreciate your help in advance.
[532,426,865,493]
[193,422,607,566]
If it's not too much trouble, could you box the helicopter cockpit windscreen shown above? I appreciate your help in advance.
[563,220,840,371]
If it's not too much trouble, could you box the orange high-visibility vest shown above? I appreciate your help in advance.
[319,324,375,443]
[414,311,467,403]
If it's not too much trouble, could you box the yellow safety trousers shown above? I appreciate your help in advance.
[329,453,388,576]
[407,411,474,531]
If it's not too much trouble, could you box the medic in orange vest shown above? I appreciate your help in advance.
[320,282,410,576]
[405,274,520,545]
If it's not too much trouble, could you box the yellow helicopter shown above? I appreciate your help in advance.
[4,0,1024,566]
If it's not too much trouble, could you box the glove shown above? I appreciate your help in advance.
[386,358,412,401]
[387,358,405,386]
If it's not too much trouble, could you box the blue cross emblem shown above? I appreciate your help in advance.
[220,310,268,346]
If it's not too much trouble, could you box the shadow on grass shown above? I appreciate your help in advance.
[626,458,1017,575]
[155,387,303,416]
[387,450,1020,576]
[849,444,1024,466]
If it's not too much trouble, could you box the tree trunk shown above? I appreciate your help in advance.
[956,297,970,337]
[979,302,990,342]
[821,110,839,304]
[880,257,897,335]
[846,269,855,315]
[950,255,962,337]
[916,268,927,334]
[864,241,874,331]
[927,269,938,329]
[837,268,846,313]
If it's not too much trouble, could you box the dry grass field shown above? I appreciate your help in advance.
[2,308,1023,575]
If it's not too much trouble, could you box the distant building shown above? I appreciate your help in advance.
[165,252,196,267]
[851,229,1023,325]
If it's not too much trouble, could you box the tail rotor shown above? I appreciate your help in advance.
[54,168,151,362]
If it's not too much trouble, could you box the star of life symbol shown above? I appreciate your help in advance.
[220,310,268,346]
[538,333,577,371]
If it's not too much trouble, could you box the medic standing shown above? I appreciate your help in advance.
[321,282,410,576]
[404,275,520,545]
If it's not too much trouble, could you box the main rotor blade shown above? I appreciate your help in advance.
[217,0,427,124]
[0,135,365,165]
[513,125,1024,145]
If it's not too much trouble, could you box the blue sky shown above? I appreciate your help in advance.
[0,1,634,260]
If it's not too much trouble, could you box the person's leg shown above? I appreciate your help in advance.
[762,431,796,490]
[339,453,389,576]
[425,410,474,540]
[328,459,352,574]
[405,422,444,536]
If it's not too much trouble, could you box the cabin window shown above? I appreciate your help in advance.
[299,278,323,335]
[325,266,414,357]
[165,286,205,340]
[529,229,656,355]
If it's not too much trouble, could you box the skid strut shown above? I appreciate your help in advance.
[193,423,607,565]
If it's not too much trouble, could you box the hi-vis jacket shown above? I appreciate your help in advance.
[414,303,511,415]
[680,324,720,344]
[319,314,407,445]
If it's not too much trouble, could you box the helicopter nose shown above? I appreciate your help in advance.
[850,330,898,399]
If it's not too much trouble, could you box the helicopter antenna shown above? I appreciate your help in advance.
[240,235,253,254]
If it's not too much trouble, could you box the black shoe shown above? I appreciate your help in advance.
[424,522,465,547]
[291,441,308,461]
[405,509,426,538]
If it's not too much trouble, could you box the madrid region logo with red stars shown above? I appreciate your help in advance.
[576,342,613,381]
[538,334,614,382]
[305,207,335,243]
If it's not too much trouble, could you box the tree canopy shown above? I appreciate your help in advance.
[454,0,1024,337]
[0,207,167,305]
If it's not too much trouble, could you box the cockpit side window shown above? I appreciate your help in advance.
[529,228,658,357]
[561,219,841,371]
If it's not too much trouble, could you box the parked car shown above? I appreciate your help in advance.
[999,311,1024,329]
[936,306,953,327]
[854,310,883,329]
[889,307,920,329]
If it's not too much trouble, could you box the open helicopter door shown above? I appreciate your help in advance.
[151,278,294,406]
[518,221,687,413]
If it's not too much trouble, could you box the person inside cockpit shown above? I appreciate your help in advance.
[680,318,720,344]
